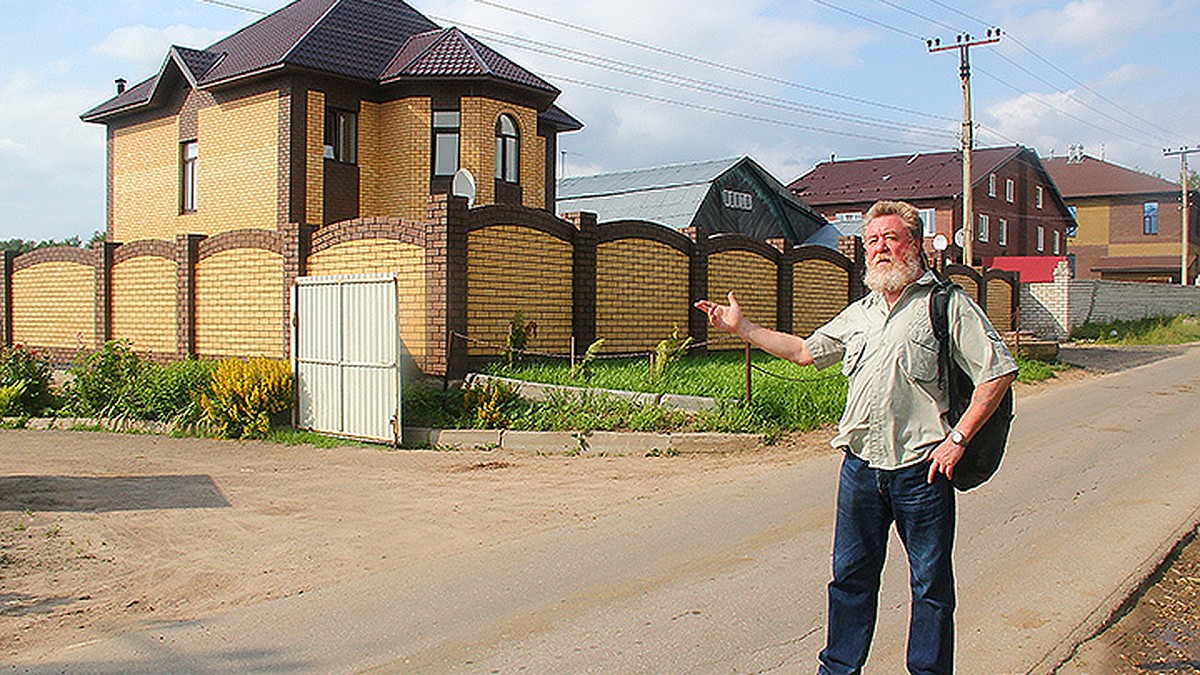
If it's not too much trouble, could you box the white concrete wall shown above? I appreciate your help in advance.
[1020,261,1200,340]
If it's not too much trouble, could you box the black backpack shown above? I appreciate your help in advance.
[929,277,1014,491]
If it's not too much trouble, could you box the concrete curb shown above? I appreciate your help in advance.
[403,427,764,455]
[464,373,737,412]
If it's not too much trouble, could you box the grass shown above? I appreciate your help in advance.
[1015,354,1071,383]
[1072,315,1200,345]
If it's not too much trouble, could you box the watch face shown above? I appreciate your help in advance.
[950,430,965,444]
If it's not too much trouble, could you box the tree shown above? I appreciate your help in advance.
[0,231,104,254]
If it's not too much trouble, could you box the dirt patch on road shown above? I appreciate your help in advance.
[0,428,833,661]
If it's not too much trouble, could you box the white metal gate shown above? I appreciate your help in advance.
[293,274,401,443]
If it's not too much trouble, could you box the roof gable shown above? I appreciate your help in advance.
[83,0,564,122]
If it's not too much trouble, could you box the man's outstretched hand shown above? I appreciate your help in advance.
[694,291,745,336]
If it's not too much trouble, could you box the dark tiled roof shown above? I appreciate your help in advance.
[788,146,1025,205]
[1043,155,1179,198]
[539,104,583,132]
[381,27,557,94]
[83,0,562,121]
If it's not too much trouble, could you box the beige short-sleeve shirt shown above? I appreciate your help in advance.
[805,271,1018,469]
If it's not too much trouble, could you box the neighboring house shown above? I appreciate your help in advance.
[81,0,582,242]
[556,157,827,244]
[788,145,1075,267]
[1043,150,1199,283]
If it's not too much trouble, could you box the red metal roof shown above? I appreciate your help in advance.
[982,256,1068,283]
[1042,155,1180,198]
[788,146,1025,205]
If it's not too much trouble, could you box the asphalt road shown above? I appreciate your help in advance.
[10,345,1200,674]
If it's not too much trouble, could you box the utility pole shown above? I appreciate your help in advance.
[1164,146,1198,285]
[929,29,1001,267]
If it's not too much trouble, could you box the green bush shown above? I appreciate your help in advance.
[0,381,28,417]
[201,357,293,439]
[67,341,214,424]
[0,345,55,415]
[67,340,144,417]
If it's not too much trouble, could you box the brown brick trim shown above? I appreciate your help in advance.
[176,234,205,357]
[196,229,286,261]
[595,219,696,255]
[562,212,597,350]
[0,251,14,347]
[465,204,576,242]
[946,264,985,305]
[310,217,427,254]
[13,246,95,272]
[113,239,174,265]
[94,241,118,349]
[707,232,784,263]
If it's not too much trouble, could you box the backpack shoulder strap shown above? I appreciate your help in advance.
[929,276,955,390]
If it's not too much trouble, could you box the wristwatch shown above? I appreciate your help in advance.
[948,429,966,445]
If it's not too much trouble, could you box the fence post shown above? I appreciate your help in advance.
[744,341,752,405]
[93,240,118,350]
[563,211,597,354]
[0,251,14,348]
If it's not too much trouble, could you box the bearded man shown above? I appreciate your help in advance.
[695,199,1017,674]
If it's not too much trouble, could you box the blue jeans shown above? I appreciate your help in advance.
[818,451,956,675]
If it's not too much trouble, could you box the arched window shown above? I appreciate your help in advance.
[495,114,519,183]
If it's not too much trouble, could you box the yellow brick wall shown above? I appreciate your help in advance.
[112,91,280,241]
[306,90,325,226]
[12,262,96,350]
[191,91,279,235]
[986,278,1014,332]
[111,256,176,354]
[708,250,776,350]
[950,274,979,302]
[358,98,431,221]
[461,98,544,208]
[1072,203,1110,246]
[112,116,179,242]
[793,259,848,337]
[467,225,571,357]
[307,239,427,359]
[596,239,689,352]
[195,249,284,357]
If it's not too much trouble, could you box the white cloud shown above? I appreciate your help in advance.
[1016,0,1170,57]
[92,24,227,71]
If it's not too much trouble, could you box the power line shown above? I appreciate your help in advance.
[195,0,267,15]
[447,20,957,141]
[466,0,956,124]
[545,74,951,151]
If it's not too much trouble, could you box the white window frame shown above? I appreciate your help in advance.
[978,214,989,242]
[1053,230,1061,255]
[998,218,1007,246]
[1037,225,1045,251]
[181,140,198,213]
[988,173,996,197]
[1005,178,1014,203]
[432,110,461,177]
[1036,185,1044,209]
[919,208,936,238]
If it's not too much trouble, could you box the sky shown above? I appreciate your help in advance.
[1,0,1197,242]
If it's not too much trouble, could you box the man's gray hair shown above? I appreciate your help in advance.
[865,200,924,246]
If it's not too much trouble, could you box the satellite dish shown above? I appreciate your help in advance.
[932,234,948,252]
[953,229,965,248]
[452,168,476,208]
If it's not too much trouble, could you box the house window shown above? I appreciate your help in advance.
[998,218,1007,246]
[1005,178,1014,202]
[988,173,996,197]
[919,208,936,237]
[1036,185,1044,209]
[835,212,862,222]
[324,108,357,164]
[432,111,461,177]
[1067,205,1078,237]
[495,114,519,183]
[180,140,198,213]
[978,214,989,242]
[1144,201,1159,235]
[1053,230,1061,255]
[721,189,753,210]
[1037,225,1045,251]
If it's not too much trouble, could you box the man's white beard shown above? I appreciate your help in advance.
[865,249,923,295]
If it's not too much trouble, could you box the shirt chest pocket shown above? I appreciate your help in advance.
[901,326,940,383]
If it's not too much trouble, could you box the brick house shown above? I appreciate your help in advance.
[1042,151,1199,283]
[80,0,582,242]
[788,145,1075,267]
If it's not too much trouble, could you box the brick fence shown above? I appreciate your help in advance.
[1020,260,1200,340]
[0,195,1020,378]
